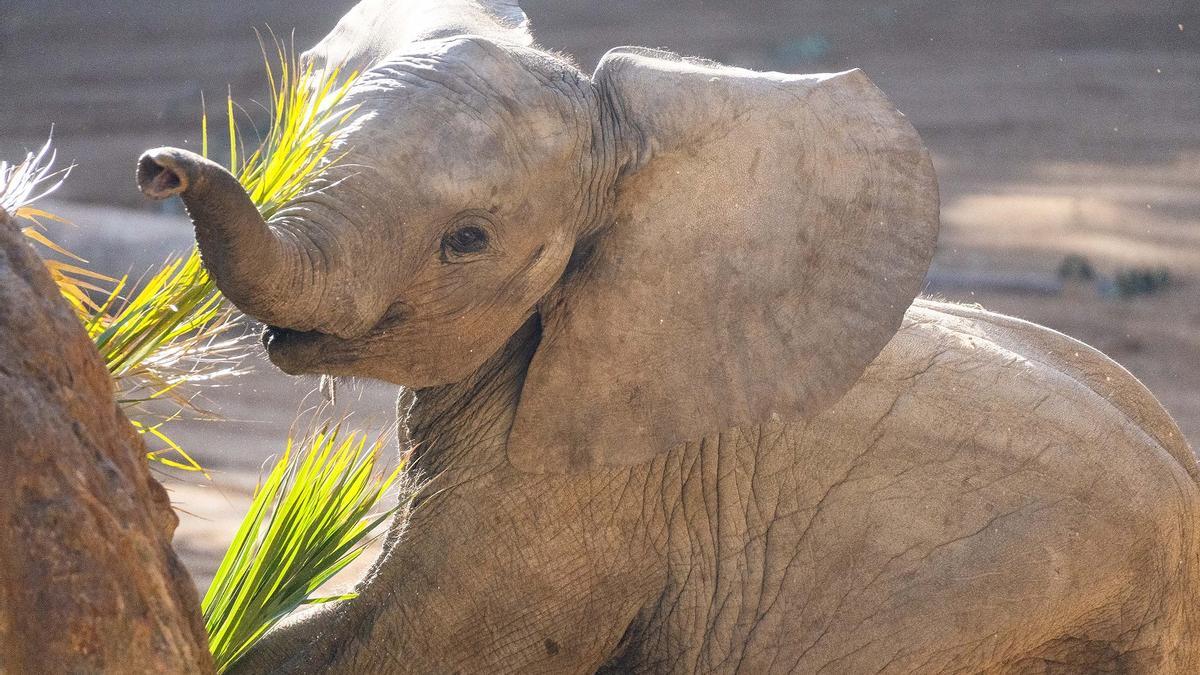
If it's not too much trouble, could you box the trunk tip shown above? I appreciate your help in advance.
[136,148,192,200]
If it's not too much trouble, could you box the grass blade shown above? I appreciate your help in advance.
[201,426,403,673]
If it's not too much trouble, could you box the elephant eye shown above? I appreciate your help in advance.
[441,225,490,259]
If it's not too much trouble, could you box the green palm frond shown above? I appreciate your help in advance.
[86,253,245,473]
[203,425,405,672]
[210,34,360,219]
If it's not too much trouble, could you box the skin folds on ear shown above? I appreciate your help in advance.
[302,0,531,76]
[508,48,940,473]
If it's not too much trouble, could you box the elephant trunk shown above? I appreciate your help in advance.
[136,148,317,331]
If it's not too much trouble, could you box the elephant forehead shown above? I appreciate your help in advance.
[347,40,577,147]
[352,40,543,122]
[334,101,553,207]
[351,117,511,185]
[321,119,517,222]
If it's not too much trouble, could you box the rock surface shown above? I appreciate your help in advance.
[0,209,212,673]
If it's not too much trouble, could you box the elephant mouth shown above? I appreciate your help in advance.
[261,325,332,374]
[261,324,367,376]
[259,301,411,375]
[261,325,316,348]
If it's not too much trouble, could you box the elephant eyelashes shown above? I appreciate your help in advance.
[441,225,490,260]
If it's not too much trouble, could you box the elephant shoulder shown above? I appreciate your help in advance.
[850,298,1198,482]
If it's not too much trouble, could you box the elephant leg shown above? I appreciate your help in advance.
[230,465,664,674]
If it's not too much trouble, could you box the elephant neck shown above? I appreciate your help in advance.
[404,315,540,478]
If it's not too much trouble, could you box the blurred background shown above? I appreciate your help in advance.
[2,0,1198,590]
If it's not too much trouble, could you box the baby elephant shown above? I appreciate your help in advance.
[137,0,1200,672]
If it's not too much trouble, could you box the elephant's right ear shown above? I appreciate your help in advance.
[508,48,939,473]
[302,0,531,76]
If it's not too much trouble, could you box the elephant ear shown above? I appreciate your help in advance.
[508,48,939,473]
[302,0,531,75]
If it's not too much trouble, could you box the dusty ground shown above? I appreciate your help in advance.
[3,1,1197,592]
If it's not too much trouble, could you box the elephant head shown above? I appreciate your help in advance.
[137,0,938,473]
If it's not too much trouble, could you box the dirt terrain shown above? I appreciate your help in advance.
[2,1,1198,591]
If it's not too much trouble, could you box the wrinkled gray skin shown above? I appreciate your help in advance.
[138,1,1200,672]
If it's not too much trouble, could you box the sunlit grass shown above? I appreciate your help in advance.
[0,135,70,217]
[202,425,404,673]
[86,255,245,474]
[1,136,114,316]
[211,33,360,218]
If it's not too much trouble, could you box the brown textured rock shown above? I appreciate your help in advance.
[0,208,212,673]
